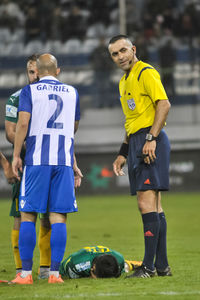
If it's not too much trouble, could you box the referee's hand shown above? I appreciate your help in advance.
[113,155,126,176]
[142,140,157,164]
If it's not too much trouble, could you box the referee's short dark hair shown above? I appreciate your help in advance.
[109,34,129,45]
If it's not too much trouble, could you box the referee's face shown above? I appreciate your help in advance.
[109,39,136,72]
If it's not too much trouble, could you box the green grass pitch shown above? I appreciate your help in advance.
[0,193,200,300]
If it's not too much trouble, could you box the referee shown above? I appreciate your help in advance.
[108,35,172,278]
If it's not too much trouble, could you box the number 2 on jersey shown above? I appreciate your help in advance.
[47,94,63,129]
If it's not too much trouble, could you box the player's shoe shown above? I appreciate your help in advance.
[48,275,64,283]
[126,264,156,278]
[14,272,21,279]
[156,266,172,276]
[10,274,33,284]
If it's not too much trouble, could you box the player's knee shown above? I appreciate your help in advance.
[49,212,67,224]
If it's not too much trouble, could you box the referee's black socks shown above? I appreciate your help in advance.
[155,212,169,270]
[142,212,160,271]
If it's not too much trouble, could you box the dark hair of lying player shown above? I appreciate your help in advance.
[90,254,120,278]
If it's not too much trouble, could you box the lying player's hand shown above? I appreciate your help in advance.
[113,155,126,176]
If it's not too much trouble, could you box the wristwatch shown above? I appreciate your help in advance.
[145,133,157,141]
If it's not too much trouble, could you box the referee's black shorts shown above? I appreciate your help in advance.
[128,127,170,195]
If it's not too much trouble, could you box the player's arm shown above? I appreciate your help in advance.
[143,99,171,164]
[113,133,129,176]
[5,120,16,145]
[12,111,30,179]
[5,120,26,151]
[73,153,83,188]
[74,120,79,133]
[5,93,19,144]
[73,120,83,187]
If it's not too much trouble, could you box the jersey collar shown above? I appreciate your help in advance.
[39,76,60,83]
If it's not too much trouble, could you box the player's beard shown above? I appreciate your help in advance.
[29,76,39,84]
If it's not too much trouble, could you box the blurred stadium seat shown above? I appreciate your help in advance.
[105,24,119,37]
[24,40,44,56]
[5,42,24,56]
[60,39,82,54]
[81,38,99,54]
[0,28,11,43]
[86,23,106,38]
[0,73,18,87]
[9,29,25,43]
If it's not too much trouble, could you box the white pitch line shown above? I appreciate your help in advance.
[4,291,200,299]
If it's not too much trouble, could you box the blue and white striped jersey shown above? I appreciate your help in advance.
[18,76,80,166]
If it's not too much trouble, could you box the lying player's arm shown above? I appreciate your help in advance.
[12,111,30,179]
[113,133,129,176]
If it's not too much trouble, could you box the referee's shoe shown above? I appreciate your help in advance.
[126,264,156,278]
[156,266,172,276]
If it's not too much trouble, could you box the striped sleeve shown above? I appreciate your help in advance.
[74,88,80,121]
[19,85,32,113]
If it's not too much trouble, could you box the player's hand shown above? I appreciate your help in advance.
[142,141,156,164]
[113,155,126,176]
[74,164,83,188]
[0,152,18,184]
[12,157,22,181]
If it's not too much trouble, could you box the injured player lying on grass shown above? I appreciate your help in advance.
[59,245,142,279]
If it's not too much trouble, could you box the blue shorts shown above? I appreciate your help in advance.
[128,127,170,195]
[19,165,78,214]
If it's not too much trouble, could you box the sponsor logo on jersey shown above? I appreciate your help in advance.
[75,261,91,272]
[127,98,136,110]
[6,105,18,118]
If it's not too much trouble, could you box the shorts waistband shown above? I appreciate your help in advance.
[129,126,151,137]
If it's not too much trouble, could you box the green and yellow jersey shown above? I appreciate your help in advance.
[5,89,22,123]
[59,245,125,278]
[119,61,168,136]
[5,89,25,217]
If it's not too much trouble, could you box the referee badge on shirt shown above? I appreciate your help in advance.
[127,98,136,110]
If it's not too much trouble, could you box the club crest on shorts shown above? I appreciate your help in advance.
[74,200,77,209]
[127,98,136,110]
[20,199,26,209]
